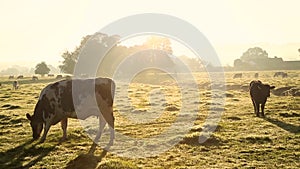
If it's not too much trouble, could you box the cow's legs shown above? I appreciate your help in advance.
[96,94,115,146]
[103,106,115,148]
[251,99,256,115]
[261,103,266,117]
[60,118,68,141]
[252,99,259,117]
[40,122,51,143]
[256,103,260,117]
[108,125,115,147]
[89,115,106,154]
[95,115,106,143]
[108,116,115,147]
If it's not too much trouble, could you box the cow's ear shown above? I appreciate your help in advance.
[270,86,275,89]
[26,113,32,121]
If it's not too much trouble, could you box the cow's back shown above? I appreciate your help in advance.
[250,80,265,103]
[250,80,273,104]
[37,78,115,120]
[95,78,115,107]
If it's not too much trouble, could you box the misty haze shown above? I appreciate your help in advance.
[1,1,300,169]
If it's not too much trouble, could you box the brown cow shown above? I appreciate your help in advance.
[250,80,275,117]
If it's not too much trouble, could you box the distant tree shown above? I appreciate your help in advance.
[35,62,50,76]
[298,48,300,56]
[59,34,176,76]
[144,36,173,54]
[59,35,91,74]
[233,58,253,70]
[59,51,77,74]
[233,59,243,68]
[241,47,268,62]
[178,55,203,72]
[59,33,120,75]
[47,64,60,74]
[129,36,175,74]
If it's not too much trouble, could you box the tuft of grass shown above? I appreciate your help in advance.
[66,154,100,169]
[165,106,180,111]
[242,136,273,144]
[97,159,141,169]
[227,116,242,120]
[279,112,300,117]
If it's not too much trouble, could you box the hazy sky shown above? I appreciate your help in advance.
[0,0,299,69]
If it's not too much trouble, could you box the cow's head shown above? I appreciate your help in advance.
[26,113,43,140]
[259,84,275,97]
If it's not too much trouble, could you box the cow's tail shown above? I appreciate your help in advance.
[110,79,116,104]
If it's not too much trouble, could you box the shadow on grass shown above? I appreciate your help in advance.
[180,134,225,147]
[264,117,300,134]
[66,149,108,169]
[0,139,56,169]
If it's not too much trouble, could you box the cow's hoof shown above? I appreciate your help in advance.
[104,141,113,150]
[39,139,45,143]
[88,149,95,155]
[59,137,67,142]
[88,143,97,154]
[104,145,111,151]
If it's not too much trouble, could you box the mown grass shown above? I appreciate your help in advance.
[0,71,299,168]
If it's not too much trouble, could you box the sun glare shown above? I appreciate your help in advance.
[120,35,197,58]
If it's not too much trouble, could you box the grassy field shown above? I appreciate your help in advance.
[0,71,299,169]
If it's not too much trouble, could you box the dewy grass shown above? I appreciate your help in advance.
[0,71,300,168]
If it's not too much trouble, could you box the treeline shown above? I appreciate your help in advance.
[58,32,203,77]
[233,47,300,71]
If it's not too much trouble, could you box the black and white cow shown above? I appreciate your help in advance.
[250,80,275,117]
[26,77,116,148]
